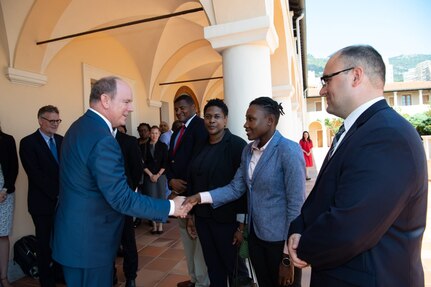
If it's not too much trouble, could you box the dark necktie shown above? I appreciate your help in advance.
[173,124,185,155]
[329,124,345,157]
[49,137,59,163]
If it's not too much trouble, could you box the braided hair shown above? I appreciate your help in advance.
[249,97,284,124]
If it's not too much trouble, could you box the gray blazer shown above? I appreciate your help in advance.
[210,130,306,241]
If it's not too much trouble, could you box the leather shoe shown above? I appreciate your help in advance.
[125,279,136,287]
[177,280,195,287]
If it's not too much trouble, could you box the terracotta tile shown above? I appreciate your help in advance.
[145,257,179,272]
[135,269,166,286]
[157,273,191,287]
[159,248,186,261]
[138,245,168,257]
[149,237,175,248]
[137,255,155,269]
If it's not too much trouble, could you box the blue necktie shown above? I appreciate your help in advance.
[49,137,59,163]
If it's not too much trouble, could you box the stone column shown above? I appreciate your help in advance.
[419,89,423,105]
[393,91,398,106]
[205,16,278,139]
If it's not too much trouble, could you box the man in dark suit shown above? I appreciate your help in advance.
[166,94,210,287]
[288,45,428,287]
[51,76,189,287]
[114,125,143,287]
[20,105,63,287]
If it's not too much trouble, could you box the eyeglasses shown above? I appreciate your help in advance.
[320,67,354,87]
[41,117,62,124]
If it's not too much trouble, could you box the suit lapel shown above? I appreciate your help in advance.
[316,99,389,180]
[36,130,58,164]
[250,131,280,184]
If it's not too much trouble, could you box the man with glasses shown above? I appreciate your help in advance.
[288,45,427,287]
[20,105,64,287]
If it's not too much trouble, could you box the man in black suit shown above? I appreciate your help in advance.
[20,105,63,287]
[114,125,143,287]
[287,45,428,287]
[166,94,209,287]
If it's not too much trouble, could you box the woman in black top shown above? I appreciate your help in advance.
[188,99,248,287]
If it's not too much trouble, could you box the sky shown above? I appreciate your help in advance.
[306,0,431,59]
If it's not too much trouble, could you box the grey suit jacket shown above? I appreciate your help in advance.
[210,130,306,241]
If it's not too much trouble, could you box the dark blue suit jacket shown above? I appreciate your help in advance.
[20,130,63,215]
[290,100,428,287]
[166,115,207,195]
[52,110,170,268]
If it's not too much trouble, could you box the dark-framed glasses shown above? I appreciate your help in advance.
[41,117,62,124]
[320,67,354,87]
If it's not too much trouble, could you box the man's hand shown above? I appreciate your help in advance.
[232,223,245,246]
[172,196,191,218]
[182,194,201,211]
[186,216,198,239]
[279,253,294,286]
[169,179,187,194]
[288,234,309,268]
[0,189,7,203]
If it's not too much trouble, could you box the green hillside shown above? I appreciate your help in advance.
[307,54,431,82]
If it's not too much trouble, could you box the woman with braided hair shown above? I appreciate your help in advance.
[184,96,306,286]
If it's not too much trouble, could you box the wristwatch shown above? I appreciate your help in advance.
[282,256,291,267]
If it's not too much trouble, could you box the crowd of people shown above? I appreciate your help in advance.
[0,44,428,287]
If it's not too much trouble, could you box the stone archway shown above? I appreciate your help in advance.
[174,85,201,115]
[309,121,323,148]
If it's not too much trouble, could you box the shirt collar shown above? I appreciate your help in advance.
[89,108,114,134]
[38,129,52,142]
[343,97,384,132]
[184,114,197,128]
[251,132,275,152]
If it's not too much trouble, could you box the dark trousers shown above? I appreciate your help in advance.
[195,216,248,287]
[31,214,58,287]
[248,228,301,287]
[121,215,138,279]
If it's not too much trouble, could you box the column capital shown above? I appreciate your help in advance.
[204,15,279,54]
[5,67,47,87]
[272,85,294,100]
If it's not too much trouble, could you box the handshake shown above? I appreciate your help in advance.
[171,194,201,218]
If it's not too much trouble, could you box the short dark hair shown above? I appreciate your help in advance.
[137,123,151,131]
[38,105,59,118]
[150,125,160,132]
[171,120,182,132]
[204,98,228,116]
[174,94,194,105]
[249,97,284,124]
[336,45,386,87]
[89,76,120,103]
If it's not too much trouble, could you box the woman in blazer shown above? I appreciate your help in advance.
[185,97,306,287]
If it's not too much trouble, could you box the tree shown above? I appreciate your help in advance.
[403,109,431,136]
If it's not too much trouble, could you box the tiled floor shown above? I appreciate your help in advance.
[11,167,431,286]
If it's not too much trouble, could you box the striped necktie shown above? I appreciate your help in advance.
[329,124,345,157]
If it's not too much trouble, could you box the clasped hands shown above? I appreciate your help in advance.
[170,190,201,218]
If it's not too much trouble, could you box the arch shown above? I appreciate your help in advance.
[309,121,323,148]
[174,85,200,115]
